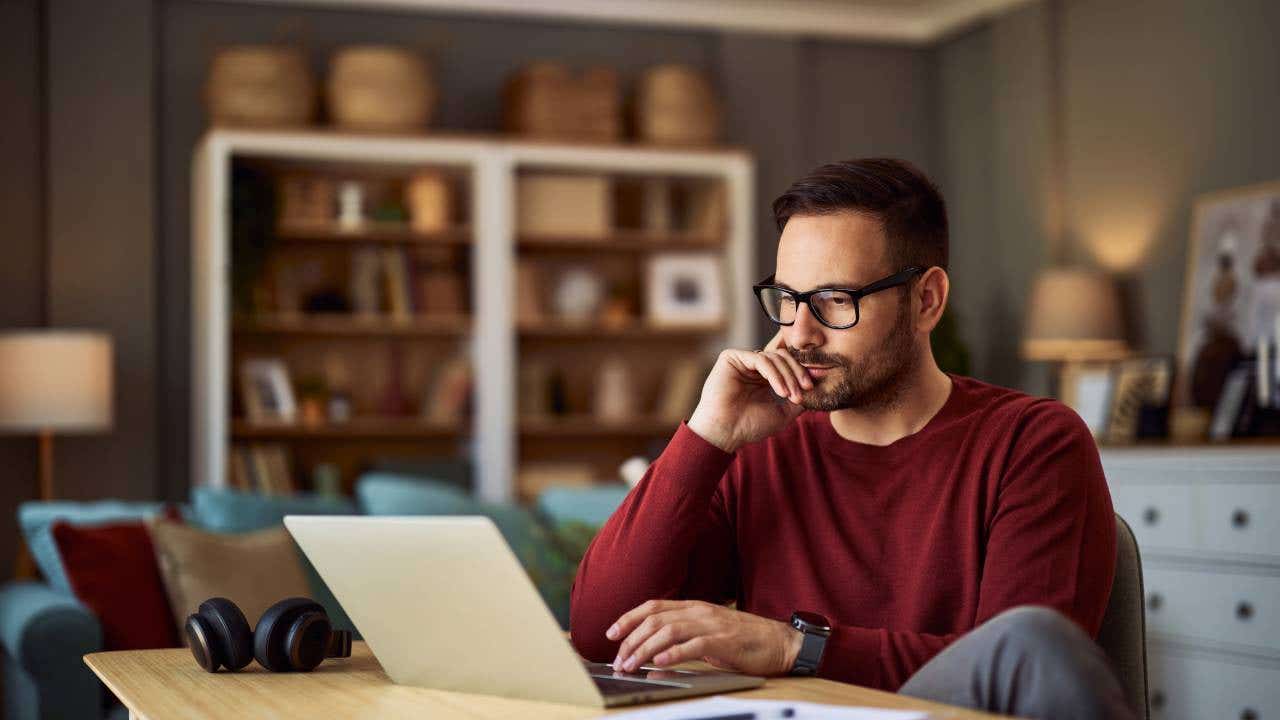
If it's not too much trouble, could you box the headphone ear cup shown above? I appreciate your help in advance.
[184,614,222,671]
[191,598,253,671]
[284,611,332,672]
[254,597,326,672]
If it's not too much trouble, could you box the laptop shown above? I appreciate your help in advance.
[284,515,765,707]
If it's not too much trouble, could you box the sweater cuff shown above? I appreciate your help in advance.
[818,623,883,688]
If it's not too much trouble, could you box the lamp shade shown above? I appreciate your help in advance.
[0,330,113,433]
[1022,269,1128,362]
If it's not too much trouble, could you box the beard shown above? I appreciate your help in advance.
[789,297,918,412]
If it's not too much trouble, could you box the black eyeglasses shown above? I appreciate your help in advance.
[753,266,925,329]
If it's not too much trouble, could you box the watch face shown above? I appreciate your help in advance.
[792,610,831,632]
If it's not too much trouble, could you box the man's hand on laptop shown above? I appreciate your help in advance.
[604,599,802,677]
[686,330,810,454]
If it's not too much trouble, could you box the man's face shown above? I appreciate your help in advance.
[774,211,919,412]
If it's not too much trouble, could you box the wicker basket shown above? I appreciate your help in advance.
[327,46,435,131]
[206,46,316,128]
[503,61,621,141]
[633,64,721,146]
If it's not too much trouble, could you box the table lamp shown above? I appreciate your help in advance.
[1022,268,1129,400]
[0,330,114,500]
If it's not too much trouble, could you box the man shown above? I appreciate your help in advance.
[569,159,1135,720]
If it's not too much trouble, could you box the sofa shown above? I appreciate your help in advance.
[0,475,629,720]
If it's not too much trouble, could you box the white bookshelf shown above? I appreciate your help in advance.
[192,129,755,503]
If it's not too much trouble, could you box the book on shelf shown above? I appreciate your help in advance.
[228,443,296,495]
[381,247,415,321]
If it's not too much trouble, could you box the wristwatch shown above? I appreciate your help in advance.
[789,610,832,676]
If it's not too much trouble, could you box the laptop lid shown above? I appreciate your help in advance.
[284,515,605,707]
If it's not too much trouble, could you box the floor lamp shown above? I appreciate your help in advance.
[0,331,113,576]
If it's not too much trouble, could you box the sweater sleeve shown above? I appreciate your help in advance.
[815,400,1117,690]
[569,422,739,662]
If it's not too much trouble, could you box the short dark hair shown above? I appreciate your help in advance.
[771,158,948,272]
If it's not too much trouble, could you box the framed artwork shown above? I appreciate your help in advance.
[1104,356,1173,445]
[239,358,297,424]
[1060,363,1115,439]
[646,253,724,327]
[1176,179,1280,409]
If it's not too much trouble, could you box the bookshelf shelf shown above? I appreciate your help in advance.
[276,222,472,246]
[516,233,722,253]
[519,415,679,438]
[231,417,464,439]
[516,320,725,339]
[233,314,471,337]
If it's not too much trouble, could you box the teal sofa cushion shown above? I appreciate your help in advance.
[535,485,630,528]
[355,473,477,516]
[191,487,357,534]
[18,501,172,592]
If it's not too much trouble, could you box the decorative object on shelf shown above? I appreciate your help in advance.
[552,267,606,324]
[322,353,353,425]
[633,64,722,146]
[206,46,315,128]
[312,462,343,498]
[618,456,650,488]
[404,172,452,234]
[679,181,727,238]
[1177,179,1280,409]
[517,174,612,239]
[296,377,328,428]
[1022,267,1129,398]
[1168,406,1211,443]
[278,175,335,227]
[1210,361,1255,440]
[1104,357,1173,445]
[656,357,706,423]
[350,247,382,315]
[337,181,365,230]
[599,294,634,330]
[327,46,435,132]
[0,331,114,502]
[239,358,296,425]
[646,253,724,327]
[642,178,672,234]
[503,62,621,141]
[425,353,472,424]
[1059,362,1115,439]
[593,357,635,421]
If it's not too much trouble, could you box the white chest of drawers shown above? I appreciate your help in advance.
[1102,445,1280,720]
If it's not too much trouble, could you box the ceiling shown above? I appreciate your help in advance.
[239,0,1036,44]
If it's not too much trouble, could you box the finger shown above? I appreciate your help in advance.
[653,635,721,668]
[614,607,707,669]
[741,352,794,401]
[621,620,705,672]
[770,346,813,390]
[607,599,688,642]
[757,352,803,402]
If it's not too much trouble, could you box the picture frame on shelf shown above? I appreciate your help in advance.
[1060,362,1115,439]
[1104,356,1173,445]
[645,253,724,327]
[239,358,297,425]
[1176,179,1280,410]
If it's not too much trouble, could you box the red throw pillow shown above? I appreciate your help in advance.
[51,519,180,651]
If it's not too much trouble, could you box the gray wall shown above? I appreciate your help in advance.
[155,1,938,496]
[938,0,1280,390]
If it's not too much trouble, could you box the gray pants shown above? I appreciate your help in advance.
[898,606,1137,720]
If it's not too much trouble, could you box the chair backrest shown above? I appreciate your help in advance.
[1096,513,1149,720]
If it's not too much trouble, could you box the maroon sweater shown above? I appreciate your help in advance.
[569,374,1116,690]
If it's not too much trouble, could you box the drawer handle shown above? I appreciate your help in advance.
[1240,709,1257,720]
[1147,593,1163,611]
[1236,601,1254,621]
[1232,509,1250,529]
[1150,690,1165,710]
[1143,507,1160,526]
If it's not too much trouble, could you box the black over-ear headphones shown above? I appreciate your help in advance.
[185,597,353,673]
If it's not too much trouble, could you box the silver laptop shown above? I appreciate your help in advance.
[284,515,764,707]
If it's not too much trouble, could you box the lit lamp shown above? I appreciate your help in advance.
[0,331,114,500]
[1022,268,1129,395]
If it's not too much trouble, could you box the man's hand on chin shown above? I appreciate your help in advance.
[604,599,803,676]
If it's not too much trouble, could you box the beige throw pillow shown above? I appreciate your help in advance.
[148,519,311,638]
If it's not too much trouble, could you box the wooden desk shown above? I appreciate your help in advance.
[85,642,1010,719]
